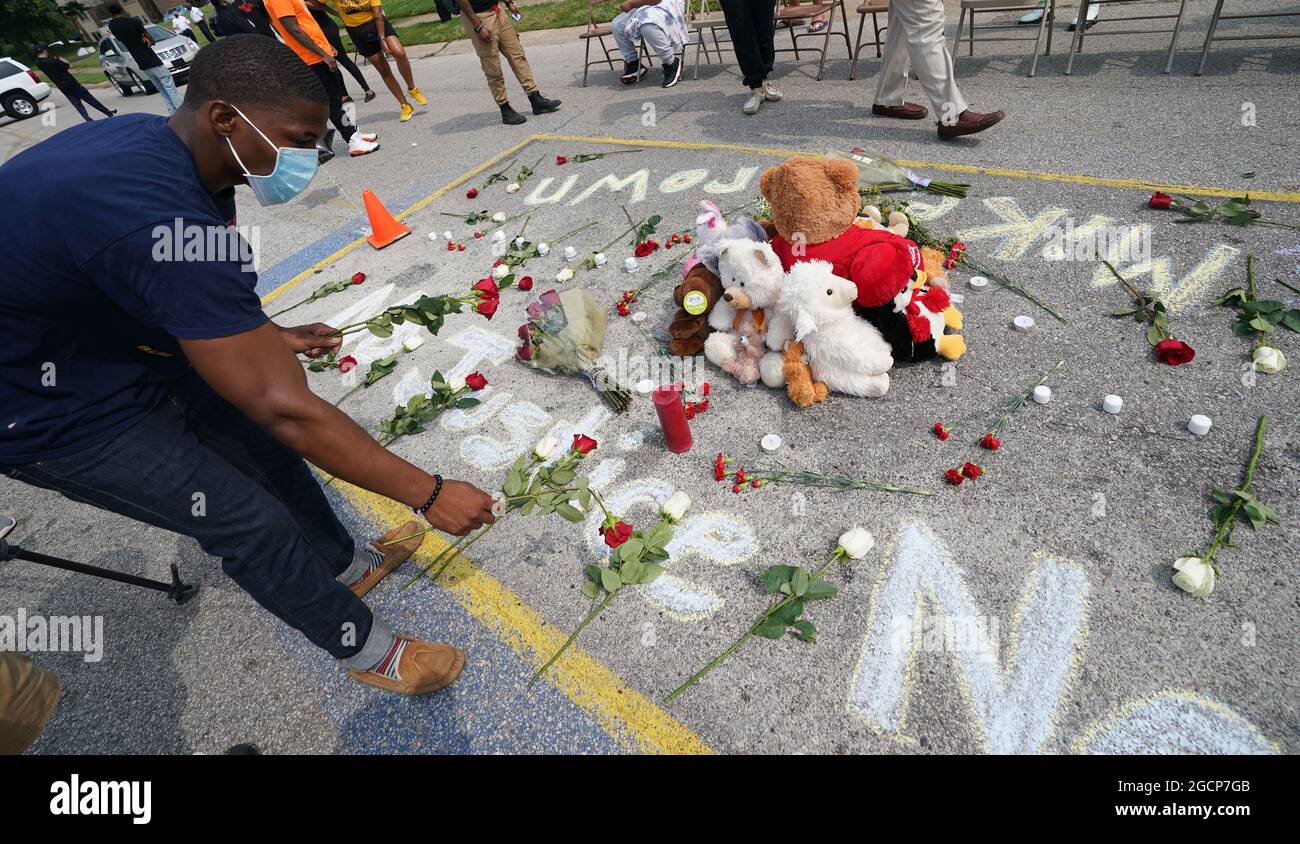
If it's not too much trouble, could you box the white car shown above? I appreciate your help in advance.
[0,57,52,121]
[97,22,199,97]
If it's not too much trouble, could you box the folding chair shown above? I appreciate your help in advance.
[582,0,696,86]
[1064,0,1190,75]
[848,1,889,81]
[689,0,733,79]
[1195,0,1300,76]
[953,0,1056,76]
[775,0,853,80]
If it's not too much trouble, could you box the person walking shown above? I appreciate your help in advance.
[106,3,183,114]
[611,0,686,89]
[265,0,380,156]
[718,0,782,115]
[868,0,1004,139]
[0,36,489,696]
[173,10,201,43]
[306,0,377,104]
[33,45,117,122]
[455,0,561,125]
[326,0,422,121]
[189,1,220,41]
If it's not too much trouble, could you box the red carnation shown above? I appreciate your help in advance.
[338,355,357,374]
[634,241,655,258]
[601,520,633,549]
[701,382,710,396]
[684,404,696,420]
[683,234,691,243]
[466,188,478,199]
[517,275,533,291]
[961,462,983,480]
[933,422,950,441]
[714,452,726,482]
[465,372,488,391]
[571,434,598,455]
[446,243,455,251]
[617,302,630,316]
[1154,338,1196,366]
[474,231,484,239]
[1148,192,1173,210]
[457,244,465,251]
[556,156,568,166]
[732,484,741,494]
[944,468,965,486]
[697,400,709,412]
[980,433,1000,451]
[351,272,366,285]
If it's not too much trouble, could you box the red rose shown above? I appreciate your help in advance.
[338,355,357,374]
[933,422,950,441]
[466,188,478,199]
[683,234,691,243]
[944,468,965,486]
[474,231,484,239]
[701,382,710,396]
[351,272,366,285]
[517,275,533,291]
[697,400,709,412]
[735,468,745,484]
[556,156,568,165]
[714,452,726,482]
[465,372,488,391]
[516,344,532,361]
[732,484,741,494]
[961,462,983,480]
[751,479,759,488]
[457,244,465,251]
[473,277,500,299]
[1148,192,1173,210]
[601,520,633,549]
[571,434,598,455]
[446,243,455,251]
[634,241,654,258]
[476,297,498,319]
[1154,338,1195,366]
[980,433,1000,451]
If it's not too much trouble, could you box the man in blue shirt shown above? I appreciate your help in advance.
[0,35,493,696]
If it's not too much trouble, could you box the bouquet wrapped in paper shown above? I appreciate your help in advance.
[828,148,969,198]
[516,289,632,412]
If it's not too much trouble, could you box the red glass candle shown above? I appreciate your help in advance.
[652,385,693,453]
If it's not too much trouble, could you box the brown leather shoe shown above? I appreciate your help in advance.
[872,101,928,120]
[350,519,426,598]
[348,637,465,695]
[937,109,1006,139]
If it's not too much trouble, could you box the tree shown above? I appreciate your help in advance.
[0,0,81,58]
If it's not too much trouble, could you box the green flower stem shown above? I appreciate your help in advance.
[665,549,845,702]
[1201,415,1268,568]
[268,298,308,320]
[401,517,502,588]
[529,591,614,686]
[546,220,598,245]
[966,256,1066,323]
[989,360,1064,438]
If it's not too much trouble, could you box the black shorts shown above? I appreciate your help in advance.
[345,15,396,58]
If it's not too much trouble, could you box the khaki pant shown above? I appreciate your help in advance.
[0,652,59,755]
[462,4,538,105]
[872,0,969,121]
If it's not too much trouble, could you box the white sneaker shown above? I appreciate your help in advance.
[1017,1,1045,24]
[763,83,783,102]
[356,132,378,143]
[743,91,763,115]
[349,136,380,156]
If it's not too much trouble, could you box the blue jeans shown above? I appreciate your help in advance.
[140,65,182,114]
[1,372,392,668]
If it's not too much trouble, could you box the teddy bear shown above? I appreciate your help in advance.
[760,156,966,364]
[667,201,768,357]
[721,323,767,385]
[781,260,893,399]
[702,238,792,388]
[858,205,965,335]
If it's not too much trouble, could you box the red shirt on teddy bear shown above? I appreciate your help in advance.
[769,226,921,308]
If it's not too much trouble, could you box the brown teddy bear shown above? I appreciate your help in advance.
[668,262,724,357]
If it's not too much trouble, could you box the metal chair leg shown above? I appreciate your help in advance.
[583,36,592,86]
[1065,0,1089,74]
[1164,0,1188,74]
[1195,0,1226,75]
[850,12,866,80]
[874,13,883,58]
[1029,0,1051,76]
[953,8,966,60]
[1045,0,1054,55]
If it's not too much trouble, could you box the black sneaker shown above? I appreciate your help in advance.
[661,58,682,89]
[500,103,527,125]
[621,61,649,84]
[528,91,561,115]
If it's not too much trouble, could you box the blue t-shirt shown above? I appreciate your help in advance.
[0,114,267,465]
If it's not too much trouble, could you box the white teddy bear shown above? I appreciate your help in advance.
[703,239,792,387]
[779,259,893,398]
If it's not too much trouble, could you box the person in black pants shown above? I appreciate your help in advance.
[305,0,375,103]
[32,46,117,122]
[719,0,782,115]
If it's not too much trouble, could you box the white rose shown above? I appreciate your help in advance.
[836,528,875,559]
[491,263,510,281]
[401,335,425,353]
[537,243,550,256]
[556,267,575,283]
[1172,556,1215,598]
[533,433,560,460]
[491,491,506,516]
[662,491,692,522]
[492,212,507,223]
[1253,345,1286,374]
[444,230,454,241]
[506,183,520,194]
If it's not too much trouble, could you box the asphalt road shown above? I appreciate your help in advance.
[2,1,1297,754]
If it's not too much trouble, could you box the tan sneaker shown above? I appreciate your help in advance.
[350,519,425,597]
[348,637,465,695]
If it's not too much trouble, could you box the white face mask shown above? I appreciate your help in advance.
[225,104,318,206]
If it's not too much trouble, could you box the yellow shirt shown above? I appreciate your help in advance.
[330,0,382,28]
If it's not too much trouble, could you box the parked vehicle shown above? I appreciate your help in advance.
[97,22,199,97]
[0,57,52,121]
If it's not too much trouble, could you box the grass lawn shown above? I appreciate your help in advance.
[383,0,616,48]
[46,45,109,86]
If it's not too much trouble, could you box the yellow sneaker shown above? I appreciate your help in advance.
[407,86,428,106]
[399,103,414,122]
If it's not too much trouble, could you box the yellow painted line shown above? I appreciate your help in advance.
[337,482,712,755]
[259,136,537,307]
[533,132,1300,203]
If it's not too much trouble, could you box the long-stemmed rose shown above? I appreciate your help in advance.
[501,220,597,271]
[329,282,500,341]
[554,149,644,166]
[664,529,873,702]
[1216,255,1298,374]
[1148,191,1300,230]
[464,157,517,199]
[331,334,425,407]
[1103,261,1195,364]
[268,272,366,319]
[714,455,931,496]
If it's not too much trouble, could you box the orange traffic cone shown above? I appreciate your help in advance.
[362,189,411,249]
